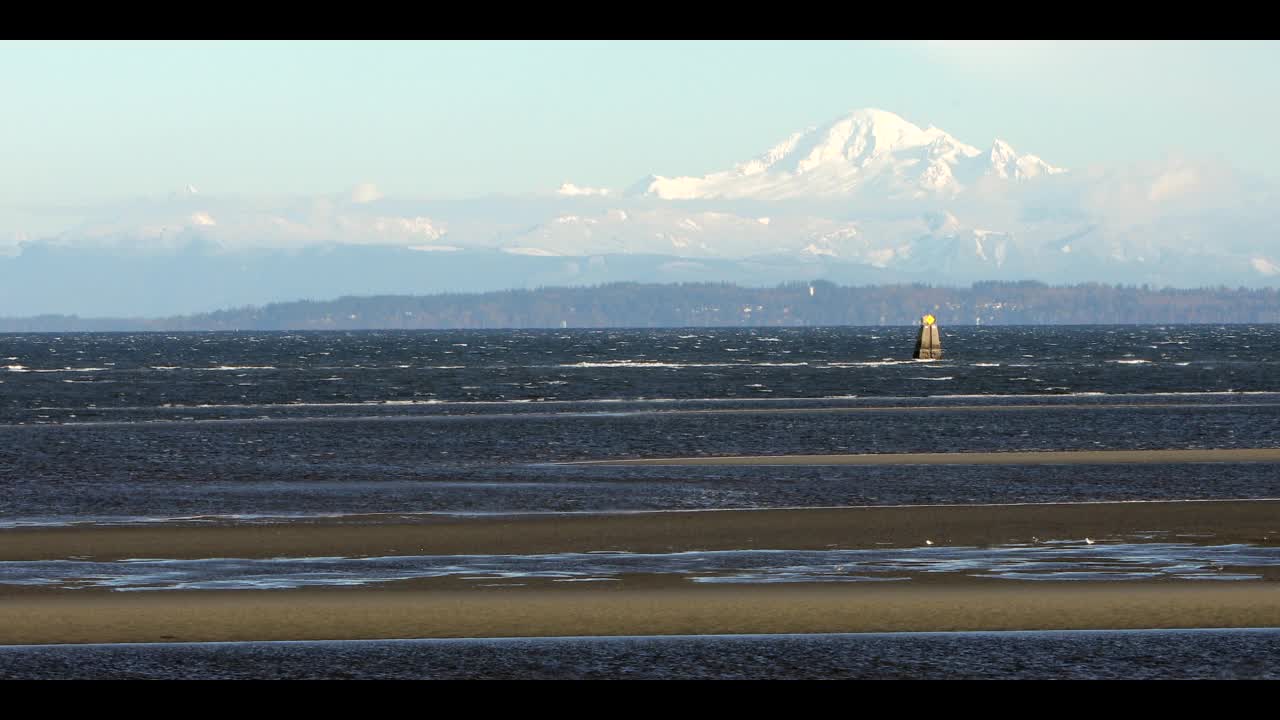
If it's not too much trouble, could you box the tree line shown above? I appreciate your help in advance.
[2,281,1278,331]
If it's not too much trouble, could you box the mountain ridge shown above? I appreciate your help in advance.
[630,108,1065,201]
[3,107,1277,317]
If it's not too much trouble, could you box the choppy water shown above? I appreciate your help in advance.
[2,326,1277,417]
[2,326,1279,524]
[3,541,1278,591]
[2,326,1279,677]
[2,629,1278,679]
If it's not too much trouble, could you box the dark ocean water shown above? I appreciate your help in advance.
[2,326,1278,523]
[2,326,1278,678]
[5,542,1279,590]
[2,629,1278,679]
[3,325,1278,414]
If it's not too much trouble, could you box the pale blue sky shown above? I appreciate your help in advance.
[3,40,1279,234]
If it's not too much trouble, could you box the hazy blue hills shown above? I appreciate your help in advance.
[3,280,1277,332]
[0,242,910,319]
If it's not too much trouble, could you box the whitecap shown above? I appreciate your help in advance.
[823,360,918,368]
[559,361,733,369]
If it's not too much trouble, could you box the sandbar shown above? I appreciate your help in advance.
[0,499,1277,561]
[3,498,1278,645]
[2,583,1279,645]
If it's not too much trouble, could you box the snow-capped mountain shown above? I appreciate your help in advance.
[630,108,1065,201]
[4,108,1278,317]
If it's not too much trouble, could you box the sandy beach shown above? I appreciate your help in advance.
[2,583,1279,646]
[2,498,1278,561]
[1,494,1278,645]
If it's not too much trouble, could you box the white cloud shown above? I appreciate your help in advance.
[557,182,611,197]
[408,244,461,253]
[1148,167,1199,202]
[349,182,383,204]
[19,190,454,253]
[369,216,445,240]
[1251,257,1280,276]
[503,247,562,256]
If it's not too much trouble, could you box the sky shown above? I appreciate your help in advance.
[4,40,1280,236]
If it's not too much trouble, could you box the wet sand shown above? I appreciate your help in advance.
[2,498,1278,645]
[2,498,1278,561]
[565,447,1280,466]
[2,583,1279,646]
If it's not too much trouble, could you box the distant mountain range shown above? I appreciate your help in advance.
[3,108,1278,318]
[629,108,1064,200]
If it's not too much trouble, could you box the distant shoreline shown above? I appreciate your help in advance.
[2,280,1278,331]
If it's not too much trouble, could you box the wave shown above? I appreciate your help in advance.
[1,541,1275,591]
[6,365,112,373]
[16,391,1280,429]
[26,390,1280,411]
[559,361,736,369]
[823,360,925,368]
[6,496,1279,530]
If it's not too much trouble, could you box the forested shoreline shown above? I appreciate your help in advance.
[3,281,1278,331]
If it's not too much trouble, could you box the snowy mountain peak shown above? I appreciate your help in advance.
[639,108,1060,200]
[991,138,1017,160]
[784,108,945,174]
[988,138,1065,180]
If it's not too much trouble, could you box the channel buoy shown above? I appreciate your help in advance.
[913,314,942,360]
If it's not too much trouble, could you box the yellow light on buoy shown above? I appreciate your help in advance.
[914,314,941,359]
